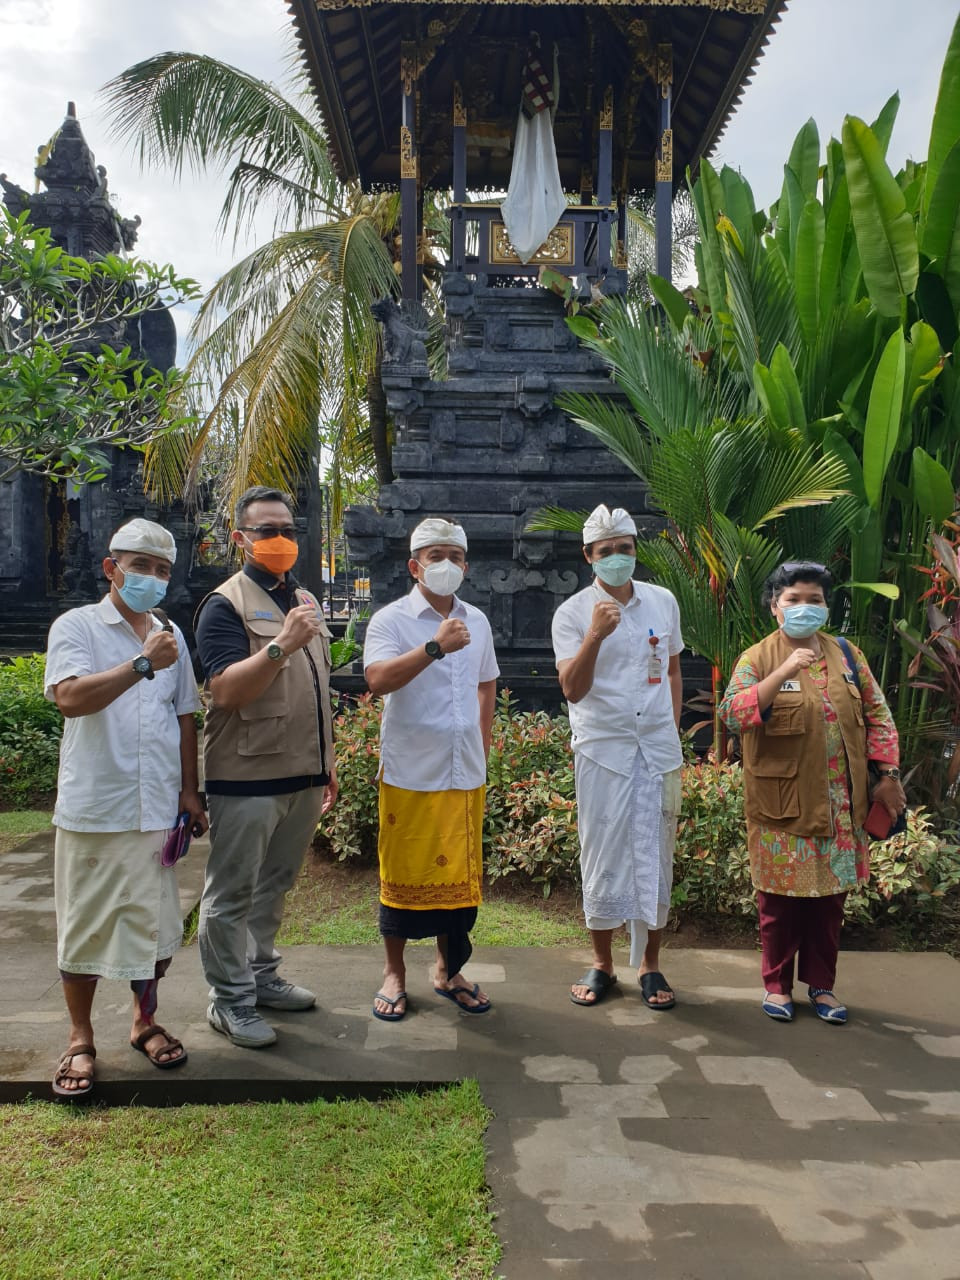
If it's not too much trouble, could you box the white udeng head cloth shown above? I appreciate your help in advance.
[582,504,637,545]
[410,517,468,554]
[108,517,177,565]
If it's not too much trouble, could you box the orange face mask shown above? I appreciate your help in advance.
[247,535,299,576]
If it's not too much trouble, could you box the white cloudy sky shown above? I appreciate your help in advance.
[0,0,956,345]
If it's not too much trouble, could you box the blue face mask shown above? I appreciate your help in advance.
[112,562,169,613]
[593,553,635,588]
[780,603,828,638]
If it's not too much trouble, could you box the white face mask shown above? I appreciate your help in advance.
[420,558,464,596]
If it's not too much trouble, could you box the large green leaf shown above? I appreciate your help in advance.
[862,328,906,508]
[819,174,851,323]
[689,160,727,321]
[921,138,960,313]
[911,447,956,523]
[647,273,692,334]
[924,12,960,218]
[794,197,824,347]
[787,118,821,201]
[720,165,758,249]
[842,115,919,316]
[870,92,901,157]
[901,321,944,419]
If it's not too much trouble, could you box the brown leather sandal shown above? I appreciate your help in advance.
[130,1024,188,1069]
[52,1044,96,1099]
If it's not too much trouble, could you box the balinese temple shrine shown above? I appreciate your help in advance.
[288,0,785,701]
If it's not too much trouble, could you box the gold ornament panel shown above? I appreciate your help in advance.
[490,222,574,266]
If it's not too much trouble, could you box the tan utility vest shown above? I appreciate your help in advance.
[739,630,869,839]
[200,571,334,784]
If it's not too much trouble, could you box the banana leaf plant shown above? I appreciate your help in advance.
[645,12,960,751]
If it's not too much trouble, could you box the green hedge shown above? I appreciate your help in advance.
[0,656,61,806]
[318,692,960,931]
[5,659,958,939]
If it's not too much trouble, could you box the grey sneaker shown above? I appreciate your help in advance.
[207,1001,277,1048]
[255,977,317,1011]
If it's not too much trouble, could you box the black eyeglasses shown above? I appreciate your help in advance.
[781,560,827,575]
[239,525,298,539]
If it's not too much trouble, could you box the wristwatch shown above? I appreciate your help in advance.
[132,654,154,681]
[424,640,444,661]
[266,641,286,662]
[875,766,901,779]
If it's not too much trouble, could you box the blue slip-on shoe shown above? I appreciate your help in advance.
[808,988,848,1024]
[762,992,794,1022]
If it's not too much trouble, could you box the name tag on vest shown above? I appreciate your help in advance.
[252,609,275,619]
[778,680,801,692]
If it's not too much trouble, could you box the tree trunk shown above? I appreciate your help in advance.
[367,346,394,487]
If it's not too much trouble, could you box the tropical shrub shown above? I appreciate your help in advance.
[0,656,62,805]
[318,698,959,933]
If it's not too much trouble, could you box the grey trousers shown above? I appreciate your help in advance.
[199,787,325,1006]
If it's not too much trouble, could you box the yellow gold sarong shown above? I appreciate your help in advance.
[378,782,484,911]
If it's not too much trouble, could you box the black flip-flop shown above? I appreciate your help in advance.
[570,968,618,1006]
[372,990,408,1022]
[639,971,676,1010]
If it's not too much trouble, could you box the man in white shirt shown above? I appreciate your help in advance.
[44,518,206,1098]
[551,504,684,1009]
[363,518,499,1021]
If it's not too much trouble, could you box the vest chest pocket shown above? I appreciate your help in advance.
[846,685,865,728]
[751,754,800,821]
[237,676,289,756]
[766,693,804,736]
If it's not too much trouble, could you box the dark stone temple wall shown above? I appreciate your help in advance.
[0,106,191,651]
[345,275,663,708]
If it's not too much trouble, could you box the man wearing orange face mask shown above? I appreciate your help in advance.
[194,487,338,1049]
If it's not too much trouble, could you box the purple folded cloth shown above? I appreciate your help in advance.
[160,813,192,868]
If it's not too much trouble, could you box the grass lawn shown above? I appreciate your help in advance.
[0,809,51,853]
[277,853,587,948]
[0,1083,499,1280]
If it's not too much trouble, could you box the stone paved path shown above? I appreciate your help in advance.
[2,830,959,1278]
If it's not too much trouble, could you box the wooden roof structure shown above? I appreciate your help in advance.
[287,0,787,194]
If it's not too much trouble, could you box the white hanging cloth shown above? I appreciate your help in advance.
[500,34,565,264]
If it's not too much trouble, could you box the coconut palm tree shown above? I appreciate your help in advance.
[100,51,403,522]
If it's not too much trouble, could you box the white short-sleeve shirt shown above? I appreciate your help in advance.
[45,596,200,833]
[363,585,500,792]
[551,578,684,777]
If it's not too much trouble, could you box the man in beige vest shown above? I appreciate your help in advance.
[195,487,337,1048]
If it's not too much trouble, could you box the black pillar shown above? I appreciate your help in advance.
[655,43,673,282]
[400,42,419,301]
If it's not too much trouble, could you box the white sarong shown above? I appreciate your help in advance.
[575,751,681,967]
[55,828,183,980]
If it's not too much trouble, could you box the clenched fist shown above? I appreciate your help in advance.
[434,618,471,654]
[779,647,818,679]
[142,628,179,671]
[588,600,622,642]
[277,603,323,654]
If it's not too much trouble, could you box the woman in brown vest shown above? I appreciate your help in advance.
[720,561,906,1024]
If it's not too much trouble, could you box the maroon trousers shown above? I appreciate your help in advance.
[757,891,846,995]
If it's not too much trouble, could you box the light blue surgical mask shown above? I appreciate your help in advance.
[593,553,635,588]
[111,561,169,613]
[780,603,828,638]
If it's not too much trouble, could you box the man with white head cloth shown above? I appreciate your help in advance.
[551,504,684,1009]
[44,518,207,1098]
[363,517,499,1021]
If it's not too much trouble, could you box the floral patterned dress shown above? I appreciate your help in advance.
[720,642,899,897]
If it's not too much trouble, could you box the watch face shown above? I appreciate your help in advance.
[133,656,153,679]
[267,642,285,660]
[425,640,442,659]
